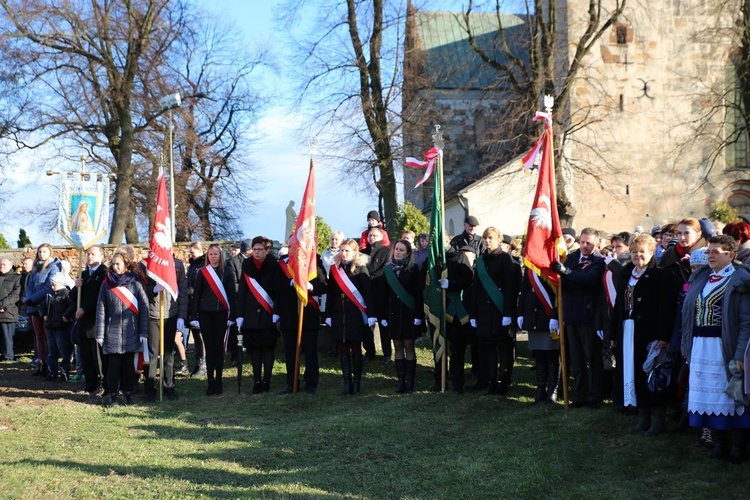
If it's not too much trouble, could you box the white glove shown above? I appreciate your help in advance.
[325,318,332,327]
[307,282,314,291]
[549,319,559,331]
[604,254,614,265]
[97,338,103,347]
[176,318,185,330]
[414,318,422,326]
[438,278,449,289]
[189,320,200,328]
[290,279,294,286]
[380,319,389,327]
[517,317,524,329]
[367,317,376,328]
[142,338,150,362]
[154,284,164,292]
[227,320,234,327]
[596,330,604,340]
[470,319,477,328]
[502,317,512,326]
[272,314,280,323]
[236,317,244,329]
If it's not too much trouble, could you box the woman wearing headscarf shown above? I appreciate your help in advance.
[681,235,750,463]
[611,234,680,435]
[374,240,423,393]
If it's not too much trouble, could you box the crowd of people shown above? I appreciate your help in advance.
[2,211,750,464]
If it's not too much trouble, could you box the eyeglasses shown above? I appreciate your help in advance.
[252,247,266,252]
[706,250,732,256]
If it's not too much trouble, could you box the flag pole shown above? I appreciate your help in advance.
[159,290,165,402]
[556,283,569,410]
[292,297,304,394]
[434,126,448,394]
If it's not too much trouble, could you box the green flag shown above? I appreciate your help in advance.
[424,156,446,363]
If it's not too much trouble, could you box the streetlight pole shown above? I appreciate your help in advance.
[159,92,181,241]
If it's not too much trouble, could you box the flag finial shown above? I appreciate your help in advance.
[432,124,444,150]
[544,95,555,115]
[307,136,319,158]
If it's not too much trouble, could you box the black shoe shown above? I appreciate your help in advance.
[587,400,602,409]
[279,386,293,395]
[305,385,316,394]
[207,381,216,396]
[123,393,134,405]
[144,392,156,403]
[107,395,119,408]
[215,380,223,395]
[252,381,263,394]
[262,380,271,393]
[165,389,178,401]
[45,374,57,382]
[382,356,393,366]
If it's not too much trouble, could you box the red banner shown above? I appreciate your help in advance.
[288,159,318,307]
[145,171,178,300]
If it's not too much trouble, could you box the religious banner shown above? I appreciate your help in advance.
[57,175,110,249]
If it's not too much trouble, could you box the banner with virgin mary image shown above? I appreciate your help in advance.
[57,176,110,249]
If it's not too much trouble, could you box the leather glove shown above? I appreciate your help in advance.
[154,284,164,292]
[551,261,570,275]
[272,314,280,323]
[176,318,185,330]
[517,317,524,329]
[367,317,376,328]
[549,319,559,331]
[438,278,449,289]
[189,320,200,328]
[380,319,389,327]
[236,317,244,329]
[470,319,477,328]
[414,318,422,326]
[325,318,332,327]
[501,317,512,326]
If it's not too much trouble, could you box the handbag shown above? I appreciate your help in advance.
[602,347,616,371]
[644,341,672,393]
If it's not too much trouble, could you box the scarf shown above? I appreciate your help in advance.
[389,257,409,277]
[105,270,137,288]
[675,240,700,259]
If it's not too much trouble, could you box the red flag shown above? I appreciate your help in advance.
[522,123,566,314]
[146,170,178,300]
[287,159,317,306]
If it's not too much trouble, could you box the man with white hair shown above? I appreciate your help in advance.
[0,258,20,362]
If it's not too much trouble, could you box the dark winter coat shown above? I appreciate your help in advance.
[450,231,485,255]
[25,258,63,315]
[0,271,20,323]
[139,257,188,320]
[325,254,372,343]
[470,249,519,337]
[558,250,606,326]
[444,247,475,328]
[276,255,327,331]
[236,254,282,331]
[373,260,423,340]
[226,254,245,292]
[186,254,205,298]
[71,264,108,339]
[366,241,390,280]
[95,272,150,355]
[190,264,237,321]
[518,271,556,332]
[45,287,73,330]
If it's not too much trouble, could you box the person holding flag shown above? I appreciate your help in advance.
[236,236,283,394]
[95,250,149,407]
[190,243,237,396]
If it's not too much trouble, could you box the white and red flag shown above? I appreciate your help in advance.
[287,159,318,307]
[146,170,178,300]
[405,146,441,188]
[521,113,566,314]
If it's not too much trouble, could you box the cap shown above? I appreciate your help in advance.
[502,234,513,245]
[240,239,252,253]
[464,215,479,226]
[651,225,662,236]
[690,248,708,267]
[562,227,576,238]
[231,241,241,249]
[367,210,380,221]
[699,217,717,238]
[634,225,644,234]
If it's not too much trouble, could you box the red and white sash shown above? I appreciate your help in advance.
[528,268,553,317]
[201,265,230,311]
[244,274,274,315]
[279,258,320,310]
[603,269,617,309]
[330,264,367,313]
[110,285,139,315]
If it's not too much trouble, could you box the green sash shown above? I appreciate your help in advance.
[384,264,417,312]
[477,254,504,313]
[446,290,469,324]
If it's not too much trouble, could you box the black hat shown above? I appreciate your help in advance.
[502,234,513,245]
[651,225,662,236]
[367,210,380,221]
[240,239,252,253]
[464,215,479,226]
[231,241,241,249]
[562,227,576,238]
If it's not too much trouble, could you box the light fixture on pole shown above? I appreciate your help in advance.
[159,92,181,241]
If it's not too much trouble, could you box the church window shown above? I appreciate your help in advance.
[725,64,750,170]
[616,26,628,45]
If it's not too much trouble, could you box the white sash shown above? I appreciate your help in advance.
[330,264,367,313]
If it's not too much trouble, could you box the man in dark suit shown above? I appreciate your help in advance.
[552,227,606,408]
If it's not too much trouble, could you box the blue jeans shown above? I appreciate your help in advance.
[46,326,72,378]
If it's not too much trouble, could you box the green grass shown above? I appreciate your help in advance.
[0,340,748,499]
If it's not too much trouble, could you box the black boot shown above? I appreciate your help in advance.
[405,360,417,394]
[645,406,665,437]
[32,362,45,376]
[729,429,749,464]
[340,355,352,396]
[631,408,652,433]
[395,359,406,393]
[252,380,263,394]
[546,362,560,403]
[534,358,548,403]
[351,355,363,395]
[107,394,118,408]
[215,375,223,395]
[207,380,216,396]
[711,430,728,459]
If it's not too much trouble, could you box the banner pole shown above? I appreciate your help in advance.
[293,298,304,394]
[159,290,165,402]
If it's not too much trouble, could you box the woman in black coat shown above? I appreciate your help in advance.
[236,236,282,394]
[469,227,519,395]
[325,239,375,395]
[374,240,424,393]
[611,234,679,436]
[190,243,237,396]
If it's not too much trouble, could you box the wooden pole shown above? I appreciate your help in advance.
[292,298,304,394]
[159,290,165,402]
[557,283,569,410]
[438,142,447,394]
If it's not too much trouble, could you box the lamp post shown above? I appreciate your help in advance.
[159,92,181,240]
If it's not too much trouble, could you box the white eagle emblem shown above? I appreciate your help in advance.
[152,218,172,249]
[529,194,552,231]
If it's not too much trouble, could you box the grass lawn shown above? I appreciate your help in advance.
[0,336,747,499]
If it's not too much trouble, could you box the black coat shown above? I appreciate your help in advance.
[325,256,371,342]
[518,271,556,332]
[444,248,475,328]
[186,254,205,297]
[226,254,245,292]
[72,264,108,339]
[276,255,327,331]
[237,254,282,331]
[140,257,188,320]
[190,264,238,321]
[366,242,390,280]
[470,249,519,337]
[45,287,73,330]
[373,261,423,340]
[95,274,149,355]
[559,250,606,326]
[0,271,20,323]
[450,231,485,255]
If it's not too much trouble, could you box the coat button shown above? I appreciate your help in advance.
[637,297,642,302]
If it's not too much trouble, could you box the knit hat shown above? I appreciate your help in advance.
[699,218,717,238]
[367,210,380,221]
[50,273,66,288]
[690,248,708,267]
[651,225,662,236]
[240,239,252,253]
